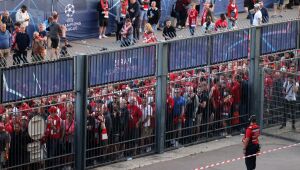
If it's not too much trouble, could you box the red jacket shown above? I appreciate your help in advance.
[188,9,198,26]
[215,19,228,31]
[127,104,142,129]
[231,81,241,104]
[227,3,238,20]
[143,32,157,43]
[46,115,62,139]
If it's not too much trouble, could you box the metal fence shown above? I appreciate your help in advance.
[85,81,156,168]
[259,51,300,142]
[0,19,300,170]
[0,92,75,170]
[165,59,250,149]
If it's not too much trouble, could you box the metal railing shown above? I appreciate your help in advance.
[0,18,300,170]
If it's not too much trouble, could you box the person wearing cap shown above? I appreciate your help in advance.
[280,75,299,130]
[242,115,260,170]
[45,106,63,162]
[252,4,262,26]
[0,122,10,168]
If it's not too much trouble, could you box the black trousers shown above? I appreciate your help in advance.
[245,144,260,170]
[13,51,28,65]
[176,10,188,27]
[282,100,296,126]
[116,19,124,41]
[133,18,141,40]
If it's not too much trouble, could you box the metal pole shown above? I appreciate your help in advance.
[155,43,168,153]
[0,68,2,104]
[74,55,88,170]
[249,27,263,126]
[297,20,300,49]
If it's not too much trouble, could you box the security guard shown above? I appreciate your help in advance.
[242,115,260,170]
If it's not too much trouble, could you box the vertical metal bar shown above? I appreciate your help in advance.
[155,43,168,153]
[297,20,300,49]
[249,26,263,127]
[259,68,265,132]
[0,68,2,103]
[74,55,88,170]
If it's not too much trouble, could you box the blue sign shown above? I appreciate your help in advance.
[211,29,249,64]
[169,37,208,71]
[1,0,277,40]
[1,59,74,103]
[88,45,156,86]
[261,21,298,55]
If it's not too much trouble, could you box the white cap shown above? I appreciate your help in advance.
[254,3,260,8]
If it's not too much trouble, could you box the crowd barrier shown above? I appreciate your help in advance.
[0,20,299,170]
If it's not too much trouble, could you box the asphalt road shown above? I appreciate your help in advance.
[136,137,300,170]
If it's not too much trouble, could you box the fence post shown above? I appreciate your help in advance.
[0,68,2,103]
[297,20,300,49]
[155,43,168,153]
[74,55,88,169]
[249,26,263,128]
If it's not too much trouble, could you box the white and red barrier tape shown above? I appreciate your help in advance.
[194,143,300,170]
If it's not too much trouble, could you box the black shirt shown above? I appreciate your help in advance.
[147,8,160,25]
[128,1,141,20]
[163,26,176,40]
[16,32,30,51]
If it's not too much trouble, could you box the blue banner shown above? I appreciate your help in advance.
[261,21,298,55]
[1,59,74,103]
[88,45,156,86]
[1,0,276,40]
[169,37,208,71]
[211,29,249,64]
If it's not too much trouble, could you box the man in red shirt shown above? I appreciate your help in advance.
[127,97,142,156]
[188,4,198,35]
[215,14,228,31]
[45,106,63,159]
[243,115,260,170]
[227,0,238,29]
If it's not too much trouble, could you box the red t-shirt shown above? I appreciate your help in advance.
[0,105,5,115]
[211,84,221,109]
[264,76,273,100]
[223,96,233,113]
[188,9,198,26]
[201,9,208,26]
[5,123,13,134]
[167,95,175,114]
[127,104,142,129]
[227,3,238,20]
[46,115,62,139]
[215,19,228,30]
[231,81,241,104]
[245,123,260,145]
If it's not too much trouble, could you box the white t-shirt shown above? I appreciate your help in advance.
[141,105,153,127]
[16,9,30,27]
[283,81,299,101]
[253,10,262,26]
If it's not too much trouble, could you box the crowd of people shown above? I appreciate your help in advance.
[0,58,251,168]
[261,51,300,129]
[0,50,299,169]
[1,1,300,64]
[99,0,276,47]
[0,5,71,67]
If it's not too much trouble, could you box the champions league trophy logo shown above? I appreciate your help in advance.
[63,3,81,31]
[65,4,75,18]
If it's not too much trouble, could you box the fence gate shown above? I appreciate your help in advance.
[262,68,300,142]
